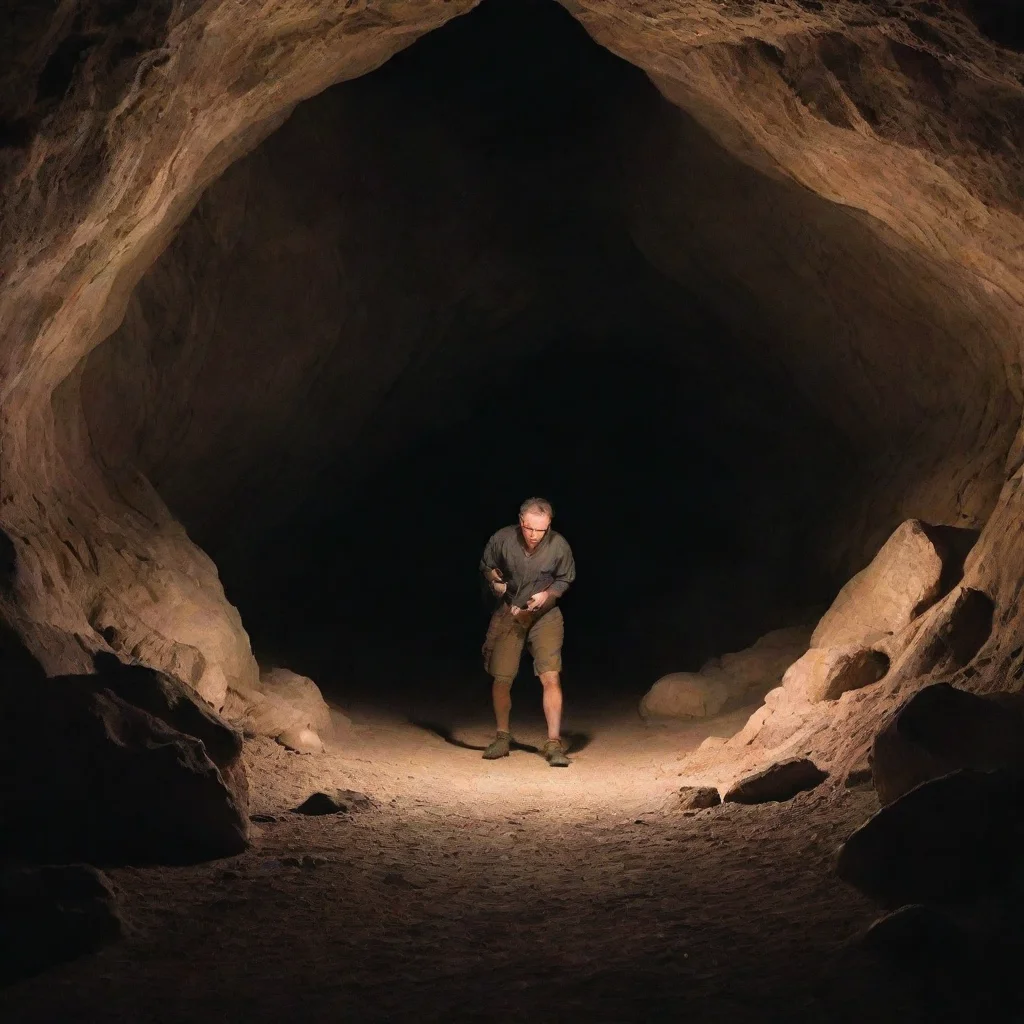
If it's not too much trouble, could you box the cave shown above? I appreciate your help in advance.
[4,0,1024,1019]
[80,0,863,698]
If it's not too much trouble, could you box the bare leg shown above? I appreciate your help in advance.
[539,670,562,741]
[492,677,512,734]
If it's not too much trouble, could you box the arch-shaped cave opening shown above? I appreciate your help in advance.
[77,0,1007,716]
[8,0,1024,1015]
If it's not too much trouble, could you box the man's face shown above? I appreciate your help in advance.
[519,511,551,551]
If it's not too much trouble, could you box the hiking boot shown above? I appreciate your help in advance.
[482,731,511,759]
[543,738,570,768]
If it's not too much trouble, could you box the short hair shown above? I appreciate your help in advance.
[519,497,554,520]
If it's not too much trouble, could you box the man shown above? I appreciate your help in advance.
[479,497,576,767]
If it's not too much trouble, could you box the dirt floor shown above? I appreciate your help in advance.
[3,694,885,1023]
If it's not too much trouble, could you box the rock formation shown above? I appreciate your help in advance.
[3,0,1024,803]
[0,656,250,864]
[640,626,811,719]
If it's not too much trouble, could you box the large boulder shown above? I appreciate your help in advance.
[835,769,1023,907]
[1,666,249,864]
[871,683,1024,806]
[781,644,890,704]
[698,626,812,699]
[92,652,246,775]
[811,520,943,648]
[0,864,123,986]
[640,672,730,719]
[640,626,810,720]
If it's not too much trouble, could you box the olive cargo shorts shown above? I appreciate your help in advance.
[482,605,564,683]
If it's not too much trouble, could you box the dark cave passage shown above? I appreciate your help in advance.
[232,330,844,705]
[80,0,976,711]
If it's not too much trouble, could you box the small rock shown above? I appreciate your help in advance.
[292,788,375,815]
[723,758,828,804]
[0,865,123,985]
[677,786,721,810]
[276,727,325,754]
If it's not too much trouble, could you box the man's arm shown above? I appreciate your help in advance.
[479,533,507,596]
[548,542,576,597]
[525,542,575,611]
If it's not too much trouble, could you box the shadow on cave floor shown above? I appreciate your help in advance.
[409,719,593,756]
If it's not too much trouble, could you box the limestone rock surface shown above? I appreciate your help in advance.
[811,520,943,648]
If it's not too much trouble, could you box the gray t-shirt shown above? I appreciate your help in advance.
[479,525,576,609]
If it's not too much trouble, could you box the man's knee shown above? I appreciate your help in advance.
[539,670,560,689]
[492,676,514,689]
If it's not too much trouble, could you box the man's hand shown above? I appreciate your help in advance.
[525,590,551,612]
[486,567,506,597]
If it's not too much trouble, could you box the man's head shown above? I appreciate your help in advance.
[518,497,553,551]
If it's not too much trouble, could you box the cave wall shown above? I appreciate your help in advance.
[0,0,484,702]
[611,90,1019,569]
[2,0,1024,754]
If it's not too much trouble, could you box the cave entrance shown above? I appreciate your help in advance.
[84,0,866,712]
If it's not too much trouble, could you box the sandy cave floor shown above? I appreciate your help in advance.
[3,696,884,1023]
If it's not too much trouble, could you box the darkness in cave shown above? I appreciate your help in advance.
[204,0,851,706]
